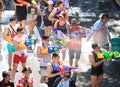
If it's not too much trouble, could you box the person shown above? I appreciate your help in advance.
[37,35,52,83]
[14,0,30,29]
[46,52,63,87]
[0,71,15,87]
[53,12,70,61]
[53,72,76,87]
[88,43,106,87]
[48,0,68,22]
[41,0,54,36]
[12,27,28,81]
[2,17,20,72]
[86,13,110,50]
[0,0,3,23]
[69,18,85,67]
[27,0,39,38]
[16,67,34,87]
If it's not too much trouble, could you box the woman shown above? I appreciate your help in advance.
[46,52,63,87]
[89,43,106,87]
[69,18,85,67]
[16,67,34,87]
[48,0,68,22]
[0,71,14,87]
[12,27,28,81]
[54,12,70,61]
[37,35,52,83]
[41,0,54,36]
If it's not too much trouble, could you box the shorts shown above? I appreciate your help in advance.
[43,17,53,26]
[14,54,27,64]
[40,66,47,76]
[16,12,27,21]
[27,14,37,20]
[69,49,81,60]
[91,69,103,76]
[7,43,15,53]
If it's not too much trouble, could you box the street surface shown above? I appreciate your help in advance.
[0,0,120,87]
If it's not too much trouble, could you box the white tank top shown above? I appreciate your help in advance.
[13,34,28,56]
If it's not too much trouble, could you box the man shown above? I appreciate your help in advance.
[86,13,110,50]
[53,72,76,87]
[12,27,28,81]
[3,17,20,72]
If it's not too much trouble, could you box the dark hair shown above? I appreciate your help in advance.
[56,0,64,7]
[2,71,10,78]
[22,67,32,73]
[42,35,49,40]
[101,13,109,19]
[92,43,98,49]
[52,53,59,58]
[9,16,16,22]
[17,27,23,33]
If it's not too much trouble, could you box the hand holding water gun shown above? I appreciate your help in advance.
[53,65,76,72]
[19,38,39,47]
[97,51,119,60]
[41,45,62,54]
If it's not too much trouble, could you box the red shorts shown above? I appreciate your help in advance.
[14,54,27,64]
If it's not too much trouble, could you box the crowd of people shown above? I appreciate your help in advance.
[0,0,110,87]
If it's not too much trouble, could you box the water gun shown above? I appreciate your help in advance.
[97,51,119,60]
[55,39,67,47]
[53,28,67,39]
[53,65,76,72]
[6,34,16,41]
[70,29,85,38]
[17,0,30,6]
[41,45,62,54]
[19,38,39,47]
[32,0,40,10]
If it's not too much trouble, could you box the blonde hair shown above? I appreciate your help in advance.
[71,18,77,25]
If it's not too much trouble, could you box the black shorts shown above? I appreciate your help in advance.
[43,17,53,26]
[16,13,27,21]
[69,48,81,60]
[91,69,103,76]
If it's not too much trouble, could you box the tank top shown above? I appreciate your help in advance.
[91,52,103,72]
[13,34,28,56]
[57,21,67,34]
[48,63,60,87]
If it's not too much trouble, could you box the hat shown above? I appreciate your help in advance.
[22,67,32,73]
[47,0,53,4]
[39,83,48,87]
[58,14,64,18]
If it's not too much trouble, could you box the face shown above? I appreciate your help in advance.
[5,74,10,81]
[72,24,77,29]
[11,20,16,26]
[63,76,69,81]
[24,71,30,77]
[53,56,60,62]
[59,16,65,21]
[18,30,24,36]
[102,17,109,23]
[59,3,64,10]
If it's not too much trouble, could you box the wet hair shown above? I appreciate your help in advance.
[42,35,49,40]
[52,53,59,58]
[92,43,98,49]
[56,0,64,7]
[22,67,32,73]
[16,27,23,33]
[9,16,16,22]
[2,71,10,78]
[101,13,109,19]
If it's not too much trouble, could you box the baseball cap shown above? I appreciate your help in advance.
[48,0,53,4]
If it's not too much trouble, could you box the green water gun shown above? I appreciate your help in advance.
[97,51,119,60]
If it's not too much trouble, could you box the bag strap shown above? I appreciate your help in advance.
[9,25,17,34]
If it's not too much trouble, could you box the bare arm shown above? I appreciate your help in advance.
[89,53,106,67]
[46,63,61,78]
[48,9,58,22]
